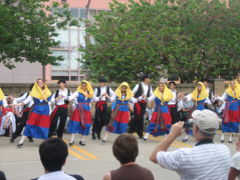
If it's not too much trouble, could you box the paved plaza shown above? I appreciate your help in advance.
[0,132,238,180]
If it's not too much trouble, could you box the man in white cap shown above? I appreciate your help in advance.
[149,109,231,180]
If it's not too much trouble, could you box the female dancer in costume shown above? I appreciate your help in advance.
[186,82,211,110]
[67,80,94,146]
[15,79,52,147]
[219,80,240,143]
[144,82,173,140]
[102,82,137,143]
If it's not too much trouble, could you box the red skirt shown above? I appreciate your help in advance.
[150,112,172,125]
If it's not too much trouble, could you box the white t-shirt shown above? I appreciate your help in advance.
[157,143,231,180]
[231,152,240,180]
[38,171,76,180]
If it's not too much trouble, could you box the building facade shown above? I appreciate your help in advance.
[0,0,133,83]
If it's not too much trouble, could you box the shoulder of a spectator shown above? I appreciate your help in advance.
[102,171,111,180]
[232,152,240,163]
[157,148,193,165]
[70,174,85,180]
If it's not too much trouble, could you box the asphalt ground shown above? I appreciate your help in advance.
[0,132,238,180]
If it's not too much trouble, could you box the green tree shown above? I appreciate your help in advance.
[81,0,240,82]
[0,0,76,69]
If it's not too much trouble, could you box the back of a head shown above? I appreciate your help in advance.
[39,138,68,172]
[112,133,138,164]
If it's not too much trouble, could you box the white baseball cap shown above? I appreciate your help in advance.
[192,109,219,134]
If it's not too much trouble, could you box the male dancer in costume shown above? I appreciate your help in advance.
[128,75,153,139]
[49,80,71,139]
[92,77,114,140]
[10,84,34,143]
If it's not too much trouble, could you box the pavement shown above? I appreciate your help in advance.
[0,132,238,180]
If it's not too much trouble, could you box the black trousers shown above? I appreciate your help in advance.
[169,106,180,124]
[92,102,109,138]
[128,101,146,137]
[48,107,68,138]
[12,110,32,140]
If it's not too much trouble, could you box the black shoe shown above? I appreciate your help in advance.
[97,134,101,140]
[57,136,63,140]
[182,138,188,142]
[220,139,224,143]
[143,138,147,141]
[69,141,75,146]
[79,141,86,146]
[229,140,233,143]
[10,137,15,143]
[101,139,106,144]
[92,134,96,140]
[139,135,144,139]
[28,138,34,143]
[17,143,23,148]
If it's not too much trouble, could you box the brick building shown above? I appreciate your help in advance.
[0,0,134,83]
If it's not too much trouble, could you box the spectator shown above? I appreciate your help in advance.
[37,138,84,180]
[177,92,194,141]
[103,133,154,180]
[150,109,231,180]
[0,170,6,180]
[228,142,240,180]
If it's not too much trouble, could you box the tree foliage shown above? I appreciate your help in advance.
[82,0,240,82]
[0,0,74,68]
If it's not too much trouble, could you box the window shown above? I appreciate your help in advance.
[51,51,69,70]
[70,8,78,18]
[54,30,69,47]
[51,70,69,76]
[70,76,78,81]
[79,9,87,19]
[70,51,79,69]
[79,28,86,47]
[52,76,69,81]
[70,29,78,47]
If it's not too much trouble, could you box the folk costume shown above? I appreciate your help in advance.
[144,84,174,140]
[49,83,71,139]
[17,81,52,147]
[128,81,153,138]
[67,80,94,146]
[92,81,114,140]
[220,83,240,143]
[11,92,34,142]
[186,82,210,110]
[168,88,180,124]
[102,82,137,143]
[0,88,6,126]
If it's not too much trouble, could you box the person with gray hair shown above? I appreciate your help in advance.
[150,109,231,180]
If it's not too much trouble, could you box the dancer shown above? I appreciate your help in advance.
[178,92,194,141]
[168,81,180,124]
[67,80,94,146]
[49,80,71,139]
[203,79,214,109]
[186,82,210,110]
[0,88,7,125]
[129,75,153,139]
[144,82,173,140]
[10,84,34,142]
[102,82,136,143]
[92,77,114,140]
[219,80,240,143]
[15,79,52,147]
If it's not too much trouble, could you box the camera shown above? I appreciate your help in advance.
[183,119,194,129]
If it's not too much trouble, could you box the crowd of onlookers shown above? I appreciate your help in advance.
[0,109,240,180]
